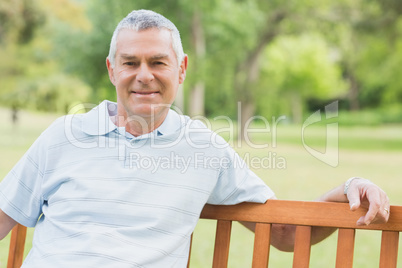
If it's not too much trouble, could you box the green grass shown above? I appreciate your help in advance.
[1,107,402,267]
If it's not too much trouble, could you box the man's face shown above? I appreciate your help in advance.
[107,28,187,123]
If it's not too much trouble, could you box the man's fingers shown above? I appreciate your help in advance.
[362,204,380,225]
[347,190,361,211]
[349,200,360,211]
[348,180,390,225]
[358,207,389,225]
[344,177,390,226]
[356,216,366,226]
[359,189,389,225]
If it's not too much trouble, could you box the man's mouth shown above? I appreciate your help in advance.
[132,91,159,95]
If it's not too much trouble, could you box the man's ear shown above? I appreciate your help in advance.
[178,55,188,84]
[106,57,116,86]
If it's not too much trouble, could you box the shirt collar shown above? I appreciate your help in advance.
[82,100,117,136]
[81,100,183,137]
[156,106,183,136]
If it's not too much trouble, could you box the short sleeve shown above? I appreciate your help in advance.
[0,132,48,227]
[207,147,275,205]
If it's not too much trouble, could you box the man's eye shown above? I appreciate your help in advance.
[154,61,165,65]
[124,62,135,66]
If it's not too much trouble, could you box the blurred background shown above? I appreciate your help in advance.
[0,0,402,267]
[1,0,402,124]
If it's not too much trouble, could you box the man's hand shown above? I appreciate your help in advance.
[346,178,390,226]
[250,177,391,252]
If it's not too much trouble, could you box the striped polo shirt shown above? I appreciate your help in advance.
[0,100,274,267]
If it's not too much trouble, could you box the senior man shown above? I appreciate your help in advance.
[0,10,389,267]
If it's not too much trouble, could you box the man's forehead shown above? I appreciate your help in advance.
[115,28,175,58]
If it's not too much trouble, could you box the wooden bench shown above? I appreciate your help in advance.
[7,200,402,268]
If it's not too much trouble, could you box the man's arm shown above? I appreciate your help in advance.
[0,209,18,240]
[242,178,390,252]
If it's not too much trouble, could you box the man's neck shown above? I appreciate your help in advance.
[112,109,168,137]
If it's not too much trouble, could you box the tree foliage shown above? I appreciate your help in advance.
[0,0,92,113]
[258,34,346,122]
[0,0,45,44]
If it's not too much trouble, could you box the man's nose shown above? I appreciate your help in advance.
[136,63,154,84]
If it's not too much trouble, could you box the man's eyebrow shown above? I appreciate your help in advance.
[150,54,169,60]
[119,54,138,60]
[118,53,170,61]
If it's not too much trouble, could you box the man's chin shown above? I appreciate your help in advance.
[126,107,170,120]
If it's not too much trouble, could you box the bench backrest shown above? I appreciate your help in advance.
[8,200,402,268]
[190,200,402,268]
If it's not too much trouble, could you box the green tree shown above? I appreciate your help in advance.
[0,0,44,97]
[0,0,92,114]
[204,0,341,136]
[0,0,44,44]
[258,34,345,122]
[315,0,402,111]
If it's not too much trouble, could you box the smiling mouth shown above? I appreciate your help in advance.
[132,91,159,95]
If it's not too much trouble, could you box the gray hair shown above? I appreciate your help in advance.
[107,10,185,67]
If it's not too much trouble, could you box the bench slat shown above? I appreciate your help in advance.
[379,230,399,268]
[335,228,355,268]
[252,223,271,268]
[293,225,312,268]
[7,224,27,268]
[201,200,402,231]
[212,220,232,268]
